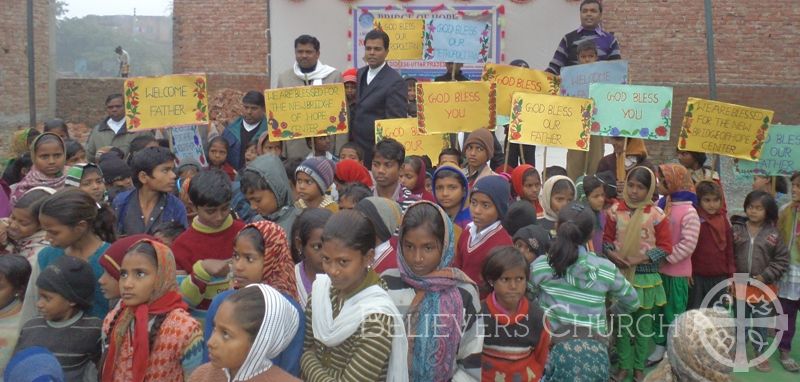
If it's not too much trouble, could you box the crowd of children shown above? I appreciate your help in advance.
[1,23,800,382]
[1,104,798,382]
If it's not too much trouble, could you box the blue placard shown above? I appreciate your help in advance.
[560,60,629,98]
[423,18,491,64]
[589,83,673,140]
[735,125,800,176]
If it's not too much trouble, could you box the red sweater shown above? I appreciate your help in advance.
[691,216,736,277]
[455,223,512,297]
[172,219,246,272]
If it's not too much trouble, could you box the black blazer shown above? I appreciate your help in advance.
[351,64,407,166]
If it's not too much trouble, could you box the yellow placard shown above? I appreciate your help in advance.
[124,74,209,130]
[264,84,349,142]
[508,92,593,151]
[482,63,560,117]
[415,81,496,134]
[375,18,424,61]
[375,118,450,160]
[678,97,774,160]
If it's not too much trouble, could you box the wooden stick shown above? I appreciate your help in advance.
[520,143,526,165]
[618,138,629,181]
[503,130,512,169]
[311,136,316,156]
[771,176,777,196]
[542,147,548,180]
[583,142,591,177]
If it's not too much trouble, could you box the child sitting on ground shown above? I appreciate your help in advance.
[0,255,32,375]
[538,175,576,233]
[305,136,338,162]
[401,155,434,202]
[511,164,543,218]
[65,163,106,204]
[10,133,66,206]
[207,136,237,181]
[295,157,338,212]
[337,182,372,210]
[15,256,102,381]
[338,142,364,165]
[113,147,187,236]
[455,175,513,296]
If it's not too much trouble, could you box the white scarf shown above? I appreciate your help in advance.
[107,117,125,134]
[293,61,337,85]
[311,274,409,382]
[226,284,300,382]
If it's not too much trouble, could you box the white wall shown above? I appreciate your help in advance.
[268,0,580,88]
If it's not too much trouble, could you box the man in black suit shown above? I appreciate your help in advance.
[352,29,407,167]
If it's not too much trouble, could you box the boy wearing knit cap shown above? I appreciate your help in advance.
[97,155,133,203]
[463,128,498,188]
[65,163,106,203]
[295,157,339,212]
[454,175,513,298]
[15,256,102,381]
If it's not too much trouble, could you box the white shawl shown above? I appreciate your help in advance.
[227,284,300,382]
[293,61,336,85]
[311,274,409,382]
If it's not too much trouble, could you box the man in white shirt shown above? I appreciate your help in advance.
[351,29,407,167]
[221,91,268,169]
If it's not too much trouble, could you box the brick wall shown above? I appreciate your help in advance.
[172,0,269,92]
[55,77,124,130]
[602,0,800,163]
[0,0,52,153]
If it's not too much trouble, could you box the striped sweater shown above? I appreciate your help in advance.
[381,269,483,380]
[546,26,622,75]
[659,201,700,277]
[15,312,102,381]
[300,275,395,382]
[530,248,639,336]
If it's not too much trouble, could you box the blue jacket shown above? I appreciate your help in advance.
[202,289,305,377]
[222,116,267,169]
[112,189,188,236]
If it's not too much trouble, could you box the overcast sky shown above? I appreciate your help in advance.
[64,0,172,17]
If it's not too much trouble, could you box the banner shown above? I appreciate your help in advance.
[678,98,774,160]
[375,118,450,160]
[124,74,209,131]
[264,83,349,142]
[353,5,501,80]
[734,125,800,176]
[508,92,593,151]
[589,83,673,140]
[416,81,496,134]
[375,18,424,60]
[481,63,560,117]
[559,60,628,98]
[170,125,207,167]
[423,18,491,64]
